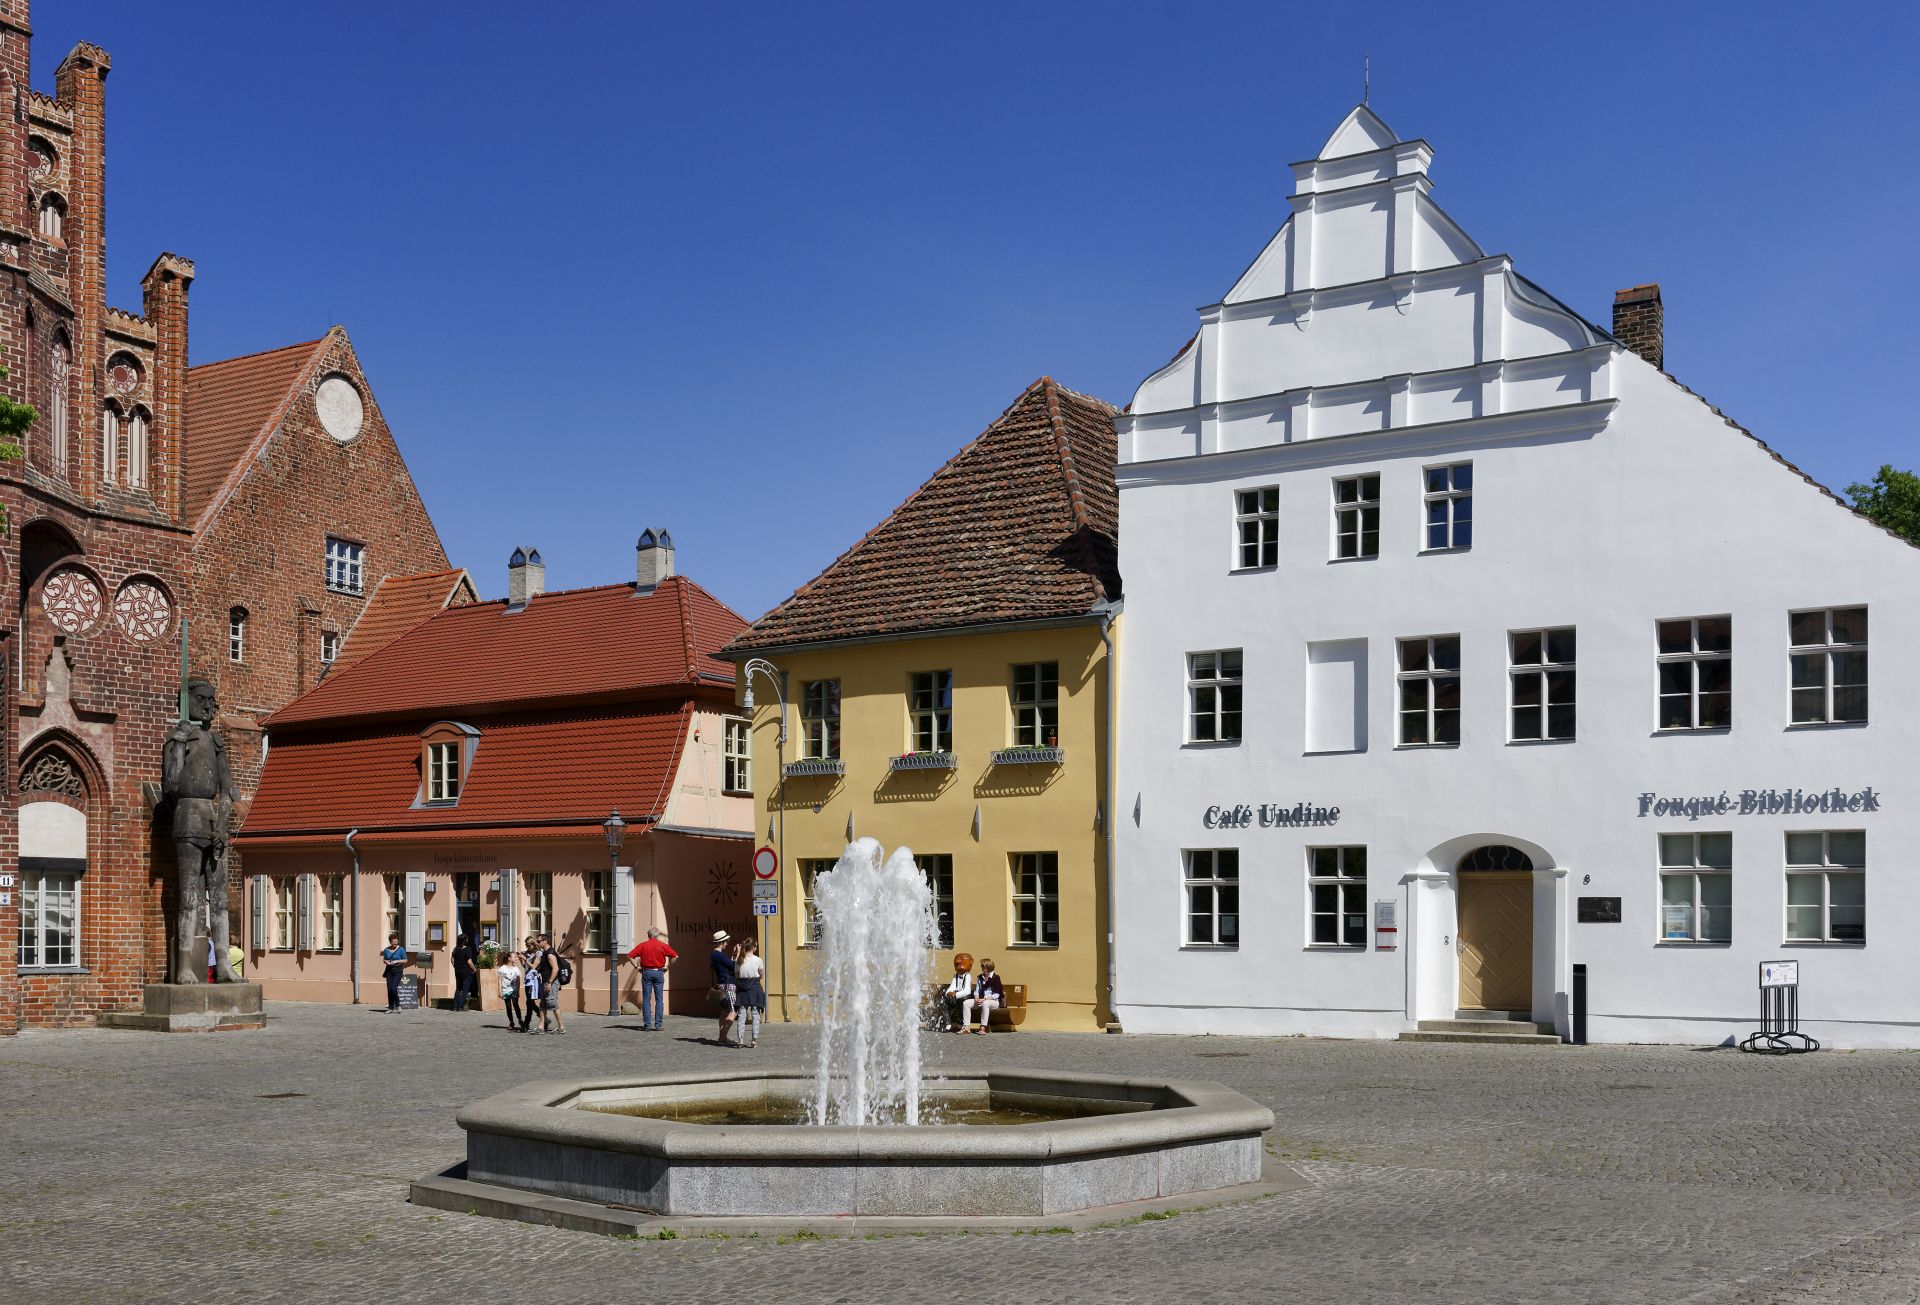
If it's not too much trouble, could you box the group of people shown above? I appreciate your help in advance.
[704,929,766,1048]
[495,934,571,1033]
[941,954,1006,1033]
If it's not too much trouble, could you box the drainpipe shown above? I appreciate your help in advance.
[345,829,361,1005]
[1097,604,1121,1032]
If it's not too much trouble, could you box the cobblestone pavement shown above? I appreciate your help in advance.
[4,1003,1919,1304]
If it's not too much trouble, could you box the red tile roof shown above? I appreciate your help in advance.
[331,568,476,672]
[725,377,1119,654]
[267,574,747,729]
[238,704,692,837]
[183,336,328,522]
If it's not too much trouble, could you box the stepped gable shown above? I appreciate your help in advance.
[182,336,328,521]
[329,567,477,672]
[727,377,1120,653]
[266,574,747,730]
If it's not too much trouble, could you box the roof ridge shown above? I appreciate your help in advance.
[672,575,699,682]
[188,334,330,374]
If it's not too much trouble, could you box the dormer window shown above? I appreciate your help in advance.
[419,722,479,807]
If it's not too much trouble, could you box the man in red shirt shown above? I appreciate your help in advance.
[623,927,678,1030]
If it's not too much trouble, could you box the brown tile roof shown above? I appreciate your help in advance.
[237,703,695,837]
[183,335,328,522]
[330,568,477,672]
[266,574,747,730]
[726,377,1120,654]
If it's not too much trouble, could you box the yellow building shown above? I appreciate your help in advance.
[723,379,1119,1031]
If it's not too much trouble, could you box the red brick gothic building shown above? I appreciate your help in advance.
[0,2,450,1030]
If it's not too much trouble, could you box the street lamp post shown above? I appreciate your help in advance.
[604,809,626,1018]
[741,658,789,1022]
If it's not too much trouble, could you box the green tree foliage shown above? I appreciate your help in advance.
[0,348,32,531]
[1845,465,1920,546]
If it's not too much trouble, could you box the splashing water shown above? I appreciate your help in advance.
[808,838,938,1126]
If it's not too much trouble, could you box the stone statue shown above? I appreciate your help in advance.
[163,679,237,984]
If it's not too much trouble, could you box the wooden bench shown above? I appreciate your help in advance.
[926,982,1029,1030]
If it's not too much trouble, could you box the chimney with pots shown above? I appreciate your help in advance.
[506,546,544,610]
[1612,283,1663,371]
[635,528,675,593]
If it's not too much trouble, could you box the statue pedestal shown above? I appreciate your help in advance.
[98,983,265,1033]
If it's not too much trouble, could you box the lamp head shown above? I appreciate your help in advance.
[603,809,627,854]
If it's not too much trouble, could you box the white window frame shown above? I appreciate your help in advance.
[722,717,751,793]
[17,868,79,968]
[1421,462,1472,551]
[908,670,953,754]
[426,740,460,803]
[48,338,68,468]
[1785,830,1865,944]
[1187,649,1243,744]
[801,679,840,760]
[319,875,344,952]
[1234,486,1279,570]
[126,408,149,490]
[1307,846,1368,948]
[583,871,610,953]
[799,859,832,947]
[916,853,954,949]
[384,874,404,941]
[1011,662,1059,747]
[1396,635,1461,747]
[1010,851,1059,948]
[229,608,247,663]
[324,537,365,595]
[100,406,119,485]
[524,872,552,940]
[1658,832,1732,943]
[320,630,340,666]
[1657,615,1732,731]
[1331,473,1380,560]
[1789,607,1867,725]
[1509,626,1577,742]
[271,877,297,951]
[1183,848,1239,949]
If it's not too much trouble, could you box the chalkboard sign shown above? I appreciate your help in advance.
[1577,896,1622,923]
[396,976,422,1010]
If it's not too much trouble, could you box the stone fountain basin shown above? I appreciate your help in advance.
[456,1069,1273,1217]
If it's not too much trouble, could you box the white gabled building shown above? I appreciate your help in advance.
[1111,106,1918,1047]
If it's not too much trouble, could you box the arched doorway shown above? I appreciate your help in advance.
[1456,844,1533,1012]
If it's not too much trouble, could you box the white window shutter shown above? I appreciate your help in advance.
[404,871,426,953]
[250,875,268,953]
[613,866,635,956]
[296,874,315,953]
[498,868,518,948]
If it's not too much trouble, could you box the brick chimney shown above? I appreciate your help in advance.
[635,528,674,593]
[0,1,32,236]
[141,251,193,522]
[54,41,107,488]
[506,546,544,609]
[1612,284,1663,370]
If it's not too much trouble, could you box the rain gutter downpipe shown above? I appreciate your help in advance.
[345,828,361,1005]
[1097,602,1122,1032]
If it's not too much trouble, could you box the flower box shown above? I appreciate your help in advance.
[782,757,845,778]
[990,745,1065,766]
[889,751,957,772]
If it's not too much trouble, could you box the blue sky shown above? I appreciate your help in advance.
[42,2,1920,618]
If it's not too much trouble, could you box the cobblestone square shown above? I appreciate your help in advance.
[4,1004,1919,1303]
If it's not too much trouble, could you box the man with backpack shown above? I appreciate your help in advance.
[535,934,569,1035]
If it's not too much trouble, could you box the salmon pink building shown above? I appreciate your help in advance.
[234,534,756,1012]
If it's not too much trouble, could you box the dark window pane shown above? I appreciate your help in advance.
[1789,653,1825,690]
[1433,637,1460,671]
[1261,537,1278,567]
[1511,631,1541,665]
[1547,703,1576,739]
[1400,640,1427,673]
[1698,691,1731,729]
[1361,475,1379,499]
[1335,478,1358,504]
[1218,849,1239,877]
[1697,659,1731,694]
[1218,886,1238,913]
[1191,651,1215,679]
[1361,529,1379,557]
[1789,610,1825,646]
[1434,709,1460,744]
[1427,501,1447,527]
[1262,488,1278,512]
[1454,519,1472,548]
[1659,662,1692,695]
[1188,913,1212,945]
[1697,616,1731,652]
[1400,710,1429,745]
[1831,607,1867,644]
[1834,686,1867,723]
[1547,628,1576,664]
[1657,620,1692,655]
[1659,693,1693,730]
[1452,463,1472,489]
[1219,913,1238,943]
[1311,848,1340,877]
[1427,521,1448,550]
[1221,650,1243,678]
[1513,704,1541,740]
[1426,468,1447,494]
[1790,687,1825,724]
[1511,673,1541,707]
[1345,847,1366,877]
[1432,677,1460,712]
[1312,914,1338,945]
[1546,669,1576,705]
[1400,679,1429,712]
[1831,650,1868,689]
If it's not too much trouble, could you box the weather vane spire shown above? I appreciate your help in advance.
[1364,51,1370,106]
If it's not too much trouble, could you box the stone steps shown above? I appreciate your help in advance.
[1399,1018,1562,1046]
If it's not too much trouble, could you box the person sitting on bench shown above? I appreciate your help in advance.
[942,954,975,1032]
[961,958,1004,1034]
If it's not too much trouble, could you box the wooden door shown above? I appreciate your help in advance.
[1458,871,1532,1011]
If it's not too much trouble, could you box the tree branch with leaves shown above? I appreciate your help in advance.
[1846,466,1920,547]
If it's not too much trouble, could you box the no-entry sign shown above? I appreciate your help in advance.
[753,846,779,880]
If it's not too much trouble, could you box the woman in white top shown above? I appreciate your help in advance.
[497,952,526,1032]
[734,940,767,1049]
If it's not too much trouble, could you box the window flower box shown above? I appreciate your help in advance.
[889,750,957,772]
[990,745,1064,767]
[782,757,845,778]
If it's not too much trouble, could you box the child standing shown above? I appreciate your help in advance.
[498,951,526,1032]
[522,963,543,1033]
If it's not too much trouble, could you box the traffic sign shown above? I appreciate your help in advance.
[751,880,779,903]
[753,847,779,880]
[752,901,778,917]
